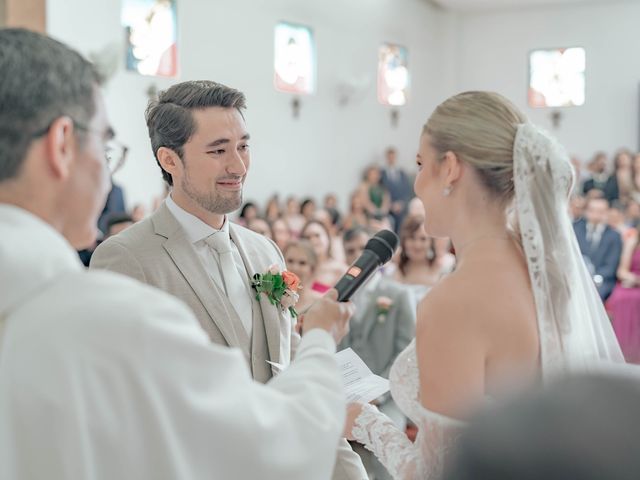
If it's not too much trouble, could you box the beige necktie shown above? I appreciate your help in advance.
[205,231,253,334]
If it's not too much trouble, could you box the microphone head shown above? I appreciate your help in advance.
[365,229,399,265]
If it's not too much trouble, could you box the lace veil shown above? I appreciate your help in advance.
[513,123,625,379]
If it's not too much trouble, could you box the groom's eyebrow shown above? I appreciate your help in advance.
[206,133,250,147]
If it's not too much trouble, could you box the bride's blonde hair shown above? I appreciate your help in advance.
[423,91,527,205]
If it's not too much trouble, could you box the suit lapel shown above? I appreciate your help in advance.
[361,287,383,339]
[229,223,281,364]
[152,204,242,349]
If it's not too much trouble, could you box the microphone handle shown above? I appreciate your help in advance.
[335,250,381,302]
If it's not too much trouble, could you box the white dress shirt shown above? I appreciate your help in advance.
[165,195,254,333]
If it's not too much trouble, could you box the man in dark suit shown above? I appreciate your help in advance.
[380,147,413,233]
[573,197,623,300]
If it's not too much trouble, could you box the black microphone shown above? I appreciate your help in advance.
[335,229,399,302]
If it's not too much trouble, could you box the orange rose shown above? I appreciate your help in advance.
[282,270,301,291]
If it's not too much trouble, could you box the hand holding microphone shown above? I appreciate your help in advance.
[300,230,399,343]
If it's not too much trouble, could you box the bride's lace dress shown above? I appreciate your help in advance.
[352,123,626,480]
[352,339,465,479]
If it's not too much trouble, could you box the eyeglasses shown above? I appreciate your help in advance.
[31,119,128,175]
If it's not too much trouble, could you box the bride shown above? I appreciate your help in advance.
[344,91,625,479]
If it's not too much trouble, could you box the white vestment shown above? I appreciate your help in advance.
[0,205,345,480]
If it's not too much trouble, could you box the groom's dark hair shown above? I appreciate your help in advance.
[145,80,246,186]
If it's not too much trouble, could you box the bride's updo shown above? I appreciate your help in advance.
[424,91,527,205]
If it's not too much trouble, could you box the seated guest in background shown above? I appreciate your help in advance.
[631,153,640,199]
[271,217,291,251]
[626,199,640,229]
[0,28,355,480]
[339,227,415,480]
[105,212,134,238]
[301,197,317,222]
[381,146,414,234]
[284,196,306,237]
[574,197,623,300]
[324,193,342,227]
[247,217,273,239]
[605,149,634,203]
[98,180,127,236]
[359,165,390,218]
[342,191,370,231]
[264,194,281,223]
[569,194,586,221]
[237,201,258,226]
[284,240,321,316]
[394,215,447,307]
[314,208,346,265]
[607,231,640,363]
[301,219,347,293]
[582,151,609,195]
[444,373,640,480]
[608,201,637,242]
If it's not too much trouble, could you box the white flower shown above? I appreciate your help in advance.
[269,264,280,275]
[280,290,299,309]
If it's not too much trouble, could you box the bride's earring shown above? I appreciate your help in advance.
[442,186,452,197]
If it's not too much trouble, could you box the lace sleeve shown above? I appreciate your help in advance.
[352,403,464,480]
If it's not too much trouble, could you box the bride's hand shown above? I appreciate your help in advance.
[343,403,364,441]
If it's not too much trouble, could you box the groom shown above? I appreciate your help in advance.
[90,80,366,479]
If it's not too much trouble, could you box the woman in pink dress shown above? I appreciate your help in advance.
[607,231,640,363]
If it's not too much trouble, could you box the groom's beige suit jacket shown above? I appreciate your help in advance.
[90,202,367,479]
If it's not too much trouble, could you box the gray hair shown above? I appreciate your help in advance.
[0,28,99,182]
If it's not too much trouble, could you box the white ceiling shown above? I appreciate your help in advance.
[430,0,611,12]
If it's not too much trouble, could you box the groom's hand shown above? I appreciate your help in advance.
[301,289,353,343]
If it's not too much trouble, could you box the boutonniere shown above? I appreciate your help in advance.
[376,296,393,323]
[252,264,302,317]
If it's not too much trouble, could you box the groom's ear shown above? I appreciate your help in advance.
[442,151,462,185]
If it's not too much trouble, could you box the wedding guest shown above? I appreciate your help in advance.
[284,240,321,315]
[247,217,273,239]
[607,230,640,363]
[583,151,609,195]
[271,217,292,251]
[573,197,623,300]
[569,194,587,221]
[626,200,640,229]
[358,165,390,217]
[604,150,634,203]
[394,216,449,307]
[608,201,637,242]
[284,196,305,238]
[324,193,342,228]
[237,201,258,226]
[342,191,369,231]
[314,208,346,265]
[265,194,281,223]
[301,219,347,294]
[381,147,414,233]
[301,197,317,222]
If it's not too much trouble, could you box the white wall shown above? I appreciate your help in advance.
[47,0,453,212]
[453,0,640,164]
